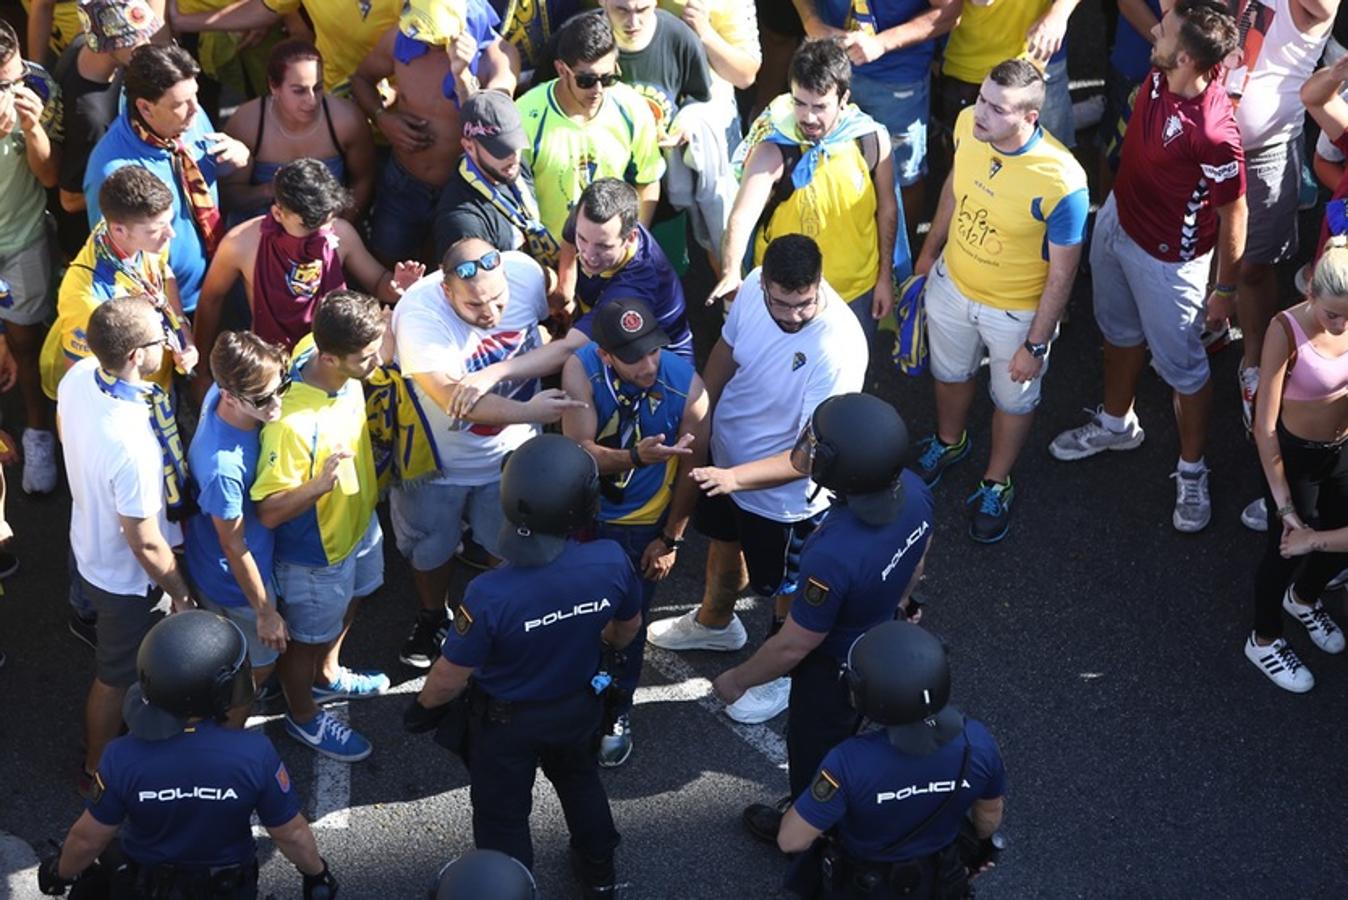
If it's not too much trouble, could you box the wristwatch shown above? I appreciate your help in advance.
[1023,340,1050,359]
[659,533,685,551]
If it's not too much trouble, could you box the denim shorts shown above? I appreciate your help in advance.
[848,71,930,187]
[924,259,1048,415]
[275,514,385,645]
[1038,58,1076,150]
[389,479,504,572]
[370,156,442,262]
[1090,195,1211,394]
[197,592,281,668]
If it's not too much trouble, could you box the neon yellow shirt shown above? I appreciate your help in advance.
[942,0,1052,85]
[41,229,175,400]
[263,0,400,93]
[945,107,1088,311]
[517,80,666,242]
[251,336,378,567]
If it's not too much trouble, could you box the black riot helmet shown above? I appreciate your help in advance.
[123,610,255,740]
[429,850,537,900]
[790,393,909,525]
[845,620,963,756]
[498,433,600,567]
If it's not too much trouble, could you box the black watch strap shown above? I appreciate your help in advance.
[1023,339,1049,359]
[659,533,685,550]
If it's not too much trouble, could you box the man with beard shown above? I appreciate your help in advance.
[647,234,867,726]
[1050,0,1245,535]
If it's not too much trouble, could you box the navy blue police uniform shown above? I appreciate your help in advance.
[794,722,1006,898]
[86,721,299,897]
[785,469,935,798]
[441,538,644,869]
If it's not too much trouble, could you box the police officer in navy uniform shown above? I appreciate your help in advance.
[712,393,935,842]
[778,621,1007,899]
[429,849,536,899]
[408,434,643,898]
[38,610,338,899]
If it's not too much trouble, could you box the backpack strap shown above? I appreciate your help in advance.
[1276,312,1298,377]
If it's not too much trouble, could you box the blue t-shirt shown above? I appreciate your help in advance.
[570,224,693,360]
[184,385,275,607]
[1109,0,1163,83]
[817,0,939,84]
[87,721,300,867]
[790,471,935,661]
[794,722,1006,863]
[578,344,694,526]
[84,110,221,313]
[442,539,644,702]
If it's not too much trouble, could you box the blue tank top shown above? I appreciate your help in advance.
[578,344,694,526]
[242,95,347,221]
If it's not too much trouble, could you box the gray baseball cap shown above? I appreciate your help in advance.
[461,91,528,158]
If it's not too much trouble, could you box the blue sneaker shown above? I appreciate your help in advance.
[285,711,372,762]
[312,667,390,703]
[910,432,971,487]
[966,479,1015,544]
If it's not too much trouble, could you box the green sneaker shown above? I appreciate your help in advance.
[967,478,1015,544]
[910,432,971,487]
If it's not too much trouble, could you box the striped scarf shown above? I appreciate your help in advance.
[128,114,223,255]
[846,0,877,32]
[91,223,194,365]
[458,155,560,268]
[94,367,196,521]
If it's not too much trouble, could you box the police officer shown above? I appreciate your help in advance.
[429,849,536,900]
[38,610,337,899]
[712,393,935,842]
[407,434,643,898]
[778,621,1006,899]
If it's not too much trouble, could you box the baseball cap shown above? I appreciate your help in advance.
[591,298,669,365]
[461,91,528,158]
[78,0,162,54]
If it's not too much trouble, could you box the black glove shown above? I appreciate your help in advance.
[37,855,72,896]
[302,859,338,900]
[403,695,450,733]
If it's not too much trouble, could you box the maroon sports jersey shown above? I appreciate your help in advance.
[1114,69,1245,263]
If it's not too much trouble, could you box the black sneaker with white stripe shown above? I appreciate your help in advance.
[1244,634,1314,693]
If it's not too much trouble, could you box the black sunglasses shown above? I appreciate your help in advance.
[453,249,503,280]
[573,69,621,89]
[245,371,292,408]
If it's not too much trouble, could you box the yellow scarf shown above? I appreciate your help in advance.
[365,362,441,494]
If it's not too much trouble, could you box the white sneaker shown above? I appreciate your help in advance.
[725,677,790,724]
[1240,498,1268,532]
[1238,364,1259,433]
[1282,589,1346,654]
[646,610,747,652]
[1244,634,1315,693]
[1048,406,1145,461]
[1170,467,1211,533]
[1327,568,1348,591]
[21,428,57,494]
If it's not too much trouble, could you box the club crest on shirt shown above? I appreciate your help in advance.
[286,259,324,299]
[812,768,840,802]
[1162,113,1184,147]
[358,0,372,19]
[792,352,806,371]
[453,605,474,636]
[988,158,1003,180]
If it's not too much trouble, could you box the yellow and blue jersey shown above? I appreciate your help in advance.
[251,336,378,568]
[946,107,1087,312]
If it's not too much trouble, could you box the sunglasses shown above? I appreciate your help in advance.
[137,336,172,351]
[453,249,502,280]
[244,371,292,408]
[572,69,621,89]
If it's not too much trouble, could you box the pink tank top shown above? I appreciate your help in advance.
[1280,311,1348,402]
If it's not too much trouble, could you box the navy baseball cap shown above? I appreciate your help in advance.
[592,298,669,365]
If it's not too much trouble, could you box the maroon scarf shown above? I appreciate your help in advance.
[251,216,346,349]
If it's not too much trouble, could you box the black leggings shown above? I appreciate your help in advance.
[1253,423,1348,640]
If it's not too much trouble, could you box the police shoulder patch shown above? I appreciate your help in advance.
[811,768,840,803]
[804,577,831,607]
[90,771,106,805]
[453,604,474,636]
[275,762,291,793]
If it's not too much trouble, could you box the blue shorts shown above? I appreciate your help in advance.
[1038,58,1076,150]
[275,514,385,645]
[389,479,504,572]
[370,156,442,262]
[197,592,281,668]
[848,71,929,187]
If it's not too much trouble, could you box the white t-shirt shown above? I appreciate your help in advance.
[58,357,180,596]
[392,251,550,486]
[710,270,868,522]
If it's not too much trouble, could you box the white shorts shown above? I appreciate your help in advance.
[924,259,1048,415]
